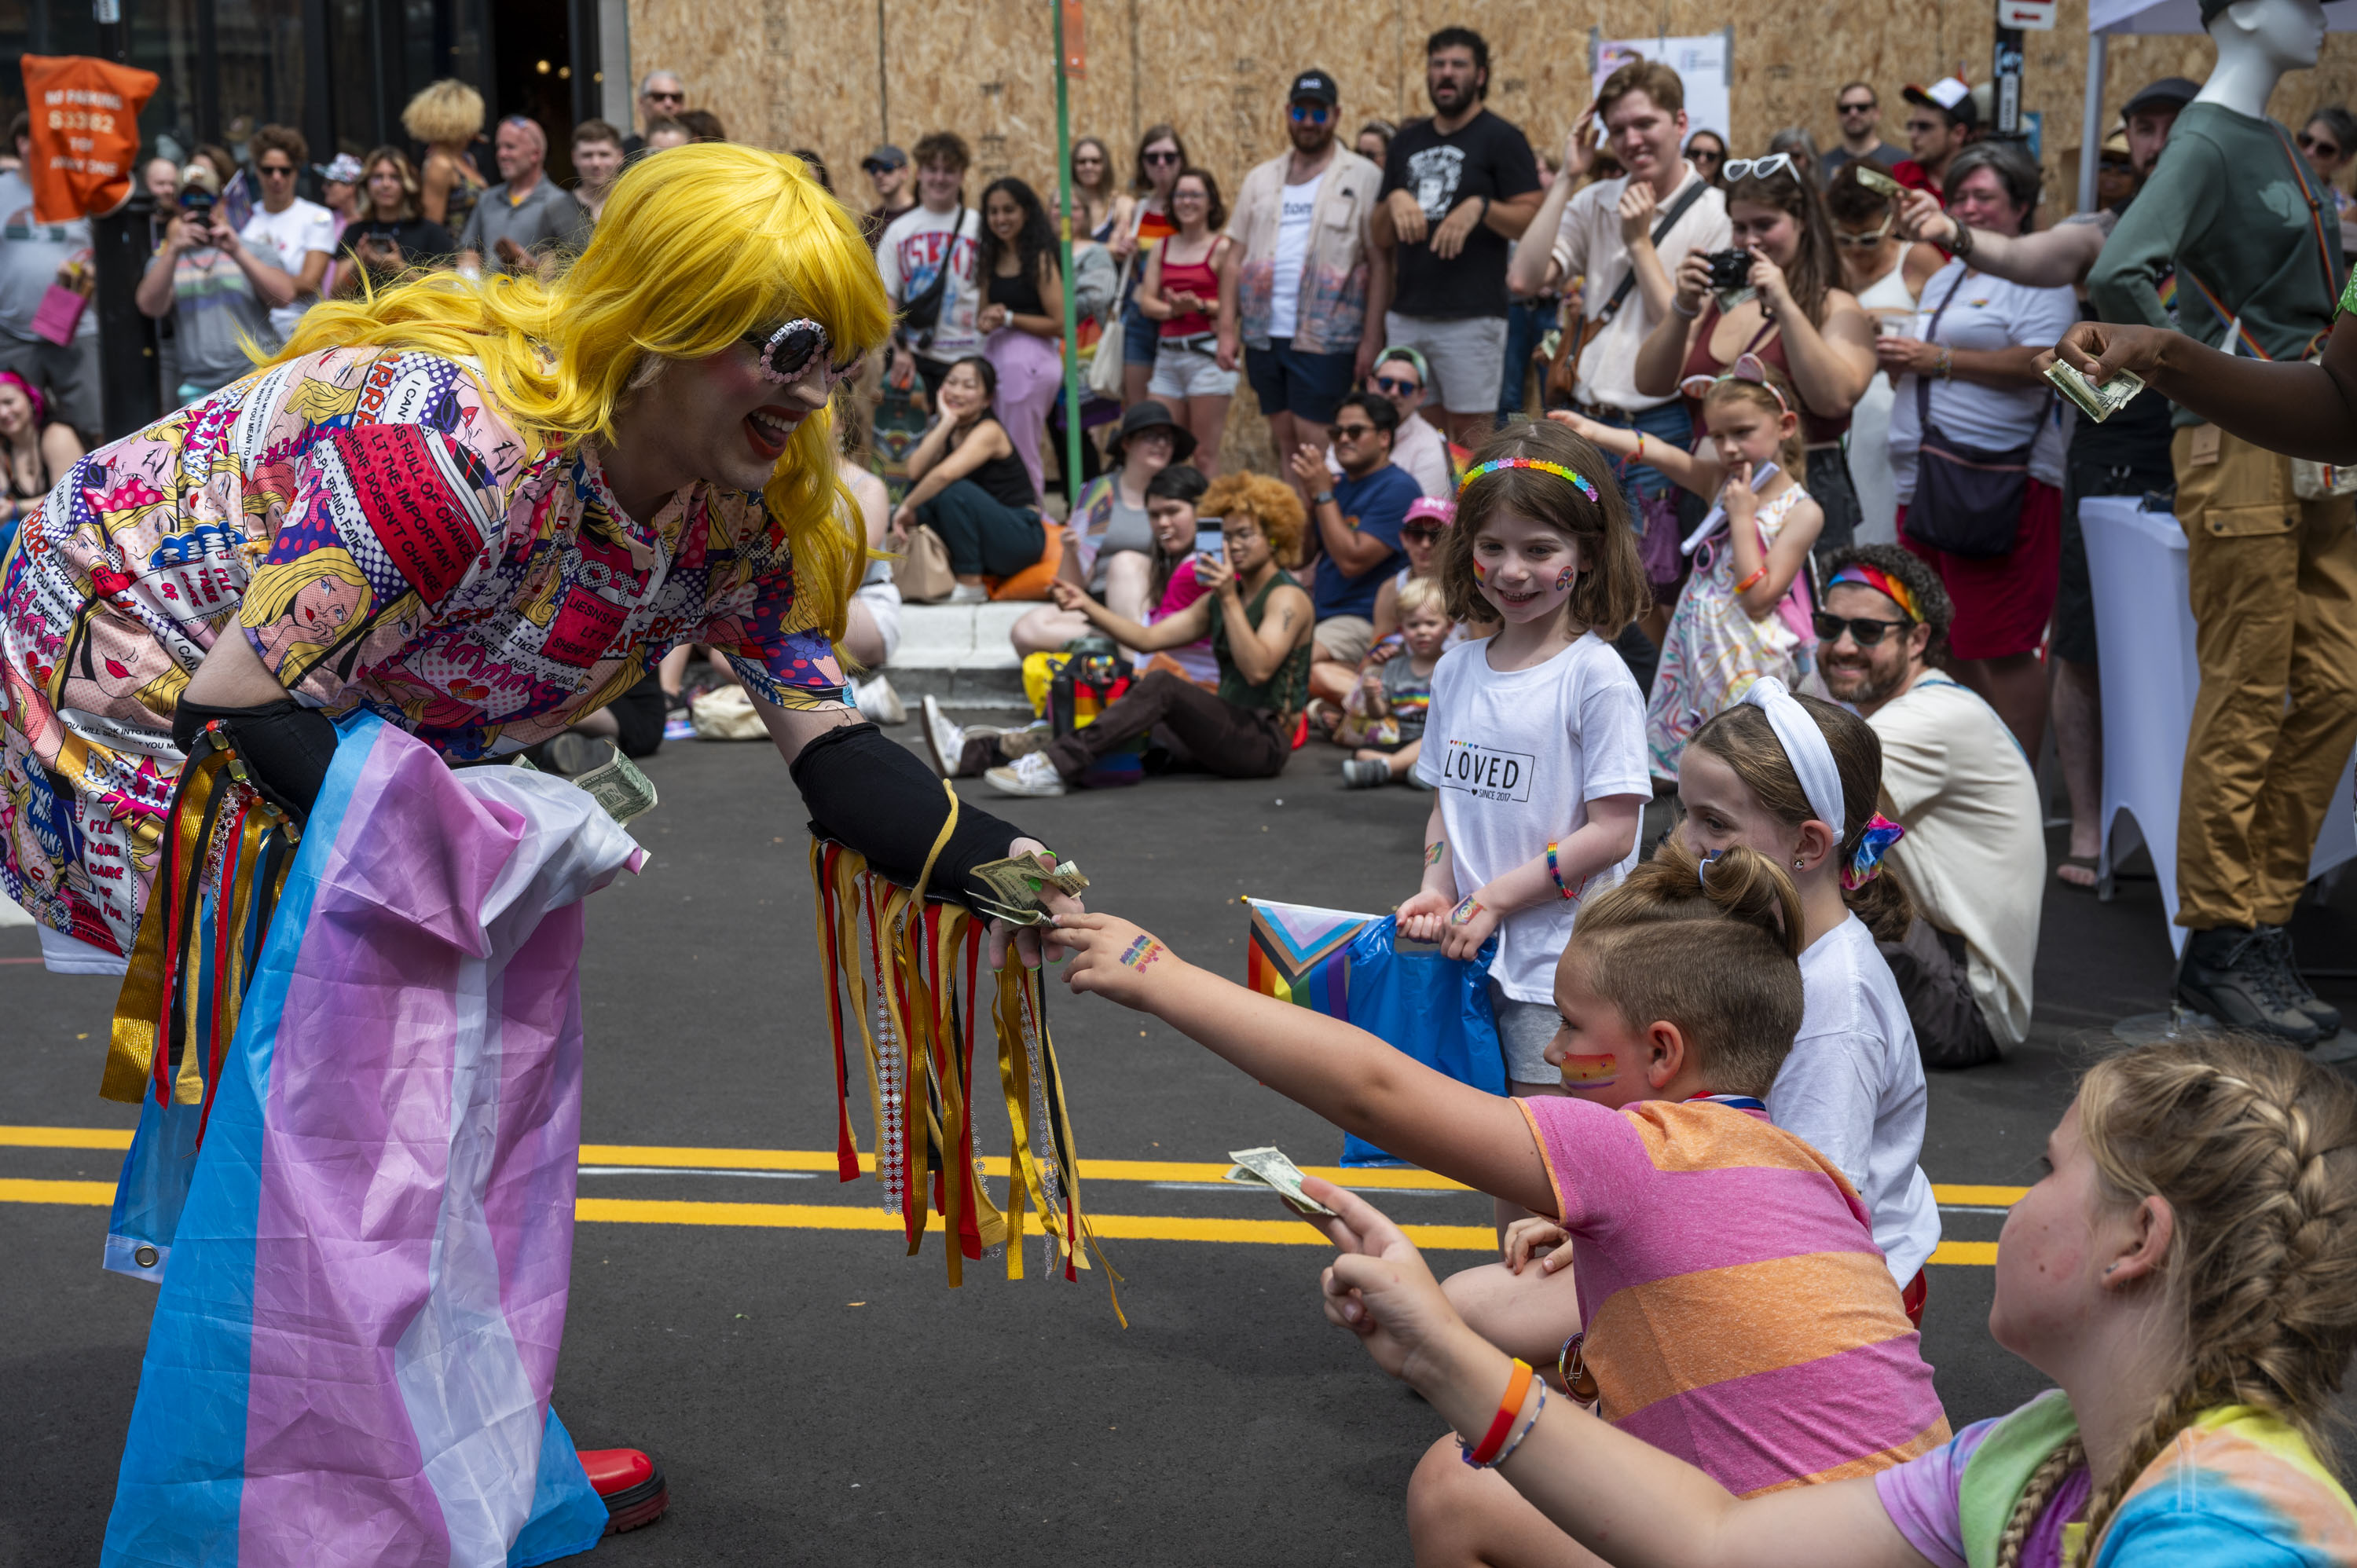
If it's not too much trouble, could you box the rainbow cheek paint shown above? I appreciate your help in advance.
[1554,566,1574,592]
[1560,1053,1618,1087]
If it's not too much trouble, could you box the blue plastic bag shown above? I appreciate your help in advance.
[1340,915,1506,1166]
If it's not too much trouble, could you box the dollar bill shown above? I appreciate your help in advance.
[572,748,658,827]
[973,894,1050,927]
[1223,1145,1340,1218]
[2044,361,2146,424]
[1853,165,1905,199]
[970,851,1091,915]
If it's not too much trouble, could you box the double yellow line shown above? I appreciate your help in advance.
[0,1127,2011,1262]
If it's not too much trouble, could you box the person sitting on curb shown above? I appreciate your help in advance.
[923,471,1314,797]
[1010,400,1190,654]
[1816,544,2041,1068]
[1293,390,1420,708]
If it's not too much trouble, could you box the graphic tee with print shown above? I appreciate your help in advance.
[1415,631,1648,1001]
[1267,170,1324,339]
[1380,109,1540,320]
[240,197,340,341]
[877,204,984,363]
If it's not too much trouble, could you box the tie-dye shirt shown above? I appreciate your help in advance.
[0,345,845,958]
[1517,1094,1949,1496]
[1876,1395,2357,1568]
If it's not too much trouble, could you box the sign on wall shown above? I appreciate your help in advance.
[1592,32,1733,148]
[20,54,157,222]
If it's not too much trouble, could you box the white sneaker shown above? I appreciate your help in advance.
[920,694,964,777]
[852,673,907,725]
[984,750,1066,797]
[948,583,992,604]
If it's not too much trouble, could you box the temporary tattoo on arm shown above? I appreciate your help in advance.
[1449,895,1485,926]
[1424,841,1446,866]
[1118,935,1167,970]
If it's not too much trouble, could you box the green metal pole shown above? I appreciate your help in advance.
[1051,0,1085,512]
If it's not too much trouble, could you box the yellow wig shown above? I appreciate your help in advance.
[269,144,890,641]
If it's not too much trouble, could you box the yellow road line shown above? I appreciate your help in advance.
[1,1127,2031,1207]
[2,1175,2003,1264]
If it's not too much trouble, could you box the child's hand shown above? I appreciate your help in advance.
[1721,460,1758,524]
[1310,1178,1476,1387]
[1055,912,1186,1010]
[1439,890,1501,962]
[1546,408,1598,442]
[1501,1216,1571,1274]
[1398,888,1455,943]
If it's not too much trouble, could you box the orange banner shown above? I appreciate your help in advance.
[1062,0,1085,77]
[21,54,159,223]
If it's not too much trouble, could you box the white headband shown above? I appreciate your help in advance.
[1739,677,1844,839]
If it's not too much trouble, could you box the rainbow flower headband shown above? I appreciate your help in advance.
[1828,562,1921,624]
[1457,458,1600,505]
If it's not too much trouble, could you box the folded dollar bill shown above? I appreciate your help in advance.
[1854,165,1905,199]
[2044,361,2145,424]
[572,749,658,827]
[970,852,1091,914]
[1223,1145,1340,1218]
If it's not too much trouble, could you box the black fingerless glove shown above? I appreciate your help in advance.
[172,697,341,826]
[789,720,1029,912]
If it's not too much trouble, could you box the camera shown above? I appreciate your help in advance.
[179,189,216,219]
[1703,249,1754,291]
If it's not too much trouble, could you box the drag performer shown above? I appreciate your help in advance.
[1,143,1073,1565]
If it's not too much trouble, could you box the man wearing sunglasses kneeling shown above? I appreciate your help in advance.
[1816,544,2041,1071]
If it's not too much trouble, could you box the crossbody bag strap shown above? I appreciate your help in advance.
[2180,128,2337,362]
[1596,177,1714,326]
[1915,266,1974,426]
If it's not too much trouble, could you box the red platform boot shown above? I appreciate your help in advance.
[577,1448,669,1534]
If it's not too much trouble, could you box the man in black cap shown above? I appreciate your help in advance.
[1221,68,1391,507]
[860,144,913,250]
[1894,75,1976,197]
[2083,0,2355,1046]
[1895,73,2195,904]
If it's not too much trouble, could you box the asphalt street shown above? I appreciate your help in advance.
[5,713,2353,1566]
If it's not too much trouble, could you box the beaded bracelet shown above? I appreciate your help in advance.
[1460,1358,1537,1467]
[1545,841,1585,900]
[1475,1381,1548,1471]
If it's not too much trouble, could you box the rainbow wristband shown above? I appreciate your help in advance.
[1545,841,1583,900]
[1461,1359,1537,1466]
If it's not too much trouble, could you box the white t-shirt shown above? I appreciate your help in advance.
[1769,914,1941,1284]
[1888,261,2077,503]
[1868,671,2044,1046]
[1267,170,1325,339]
[876,203,984,363]
[240,198,339,343]
[1414,632,1649,1002]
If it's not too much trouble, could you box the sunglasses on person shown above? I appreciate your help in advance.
[1838,99,1876,115]
[741,318,859,387]
[257,162,296,179]
[2300,131,2342,158]
[1812,610,1913,647]
[1373,375,1421,396]
[1143,149,1182,166]
[1329,420,1378,441]
[1834,214,1896,247]
[1401,524,1444,543]
[1721,153,1795,183]
[1688,146,1725,166]
[645,90,684,104]
[1290,103,1332,124]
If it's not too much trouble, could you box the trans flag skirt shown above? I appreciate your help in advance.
[97,711,643,1568]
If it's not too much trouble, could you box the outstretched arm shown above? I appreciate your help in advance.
[1310,1184,1930,1568]
[2047,319,2357,463]
[1057,913,1554,1212]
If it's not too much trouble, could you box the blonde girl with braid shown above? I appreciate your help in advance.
[1294,1035,2357,1568]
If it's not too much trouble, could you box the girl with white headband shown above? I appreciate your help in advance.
[1443,676,1939,1358]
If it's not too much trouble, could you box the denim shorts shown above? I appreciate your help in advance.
[1243,337,1358,423]
[1148,339,1239,399]
[1122,301,1159,366]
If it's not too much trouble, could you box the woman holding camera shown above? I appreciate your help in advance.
[133,162,287,401]
[337,147,458,293]
[1633,152,1876,553]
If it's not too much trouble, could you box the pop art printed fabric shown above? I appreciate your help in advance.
[2,345,846,958]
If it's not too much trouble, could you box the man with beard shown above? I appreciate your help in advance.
[1373,27,1542,445]
[1897,77,2195,899]
[1221,69,1392,504]
[1815,545,2042,1072]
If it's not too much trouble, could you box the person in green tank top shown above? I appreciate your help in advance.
[1272,1035,2357,1568]
[938,471,1314,797]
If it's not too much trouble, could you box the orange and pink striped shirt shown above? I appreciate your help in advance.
[1519,1094,1950,1496]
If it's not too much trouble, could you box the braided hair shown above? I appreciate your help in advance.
[2003,1039,2357,1568]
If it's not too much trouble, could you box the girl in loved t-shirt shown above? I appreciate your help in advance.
[1398,422,1654,1103]
[1054,842,1946,1563]
[1304,1034,2357,1568]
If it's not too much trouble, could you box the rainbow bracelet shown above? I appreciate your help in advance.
[1546,841,1585,900]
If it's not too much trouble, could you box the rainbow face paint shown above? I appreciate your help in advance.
[1553,566,1575,592]
[1472,559,1489,581]
[1560,1053,1618,1088]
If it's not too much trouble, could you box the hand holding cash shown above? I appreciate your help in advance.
[2044,360,2146,424]
[970,848,1091,927]
[1224,1145,1341,1218]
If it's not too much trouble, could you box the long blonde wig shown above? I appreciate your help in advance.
[269,143,891,641]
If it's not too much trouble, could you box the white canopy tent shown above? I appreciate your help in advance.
[2078,0,2357,208]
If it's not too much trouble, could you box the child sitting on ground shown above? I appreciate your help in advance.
[1307,1035,2357,1568]
[1055,840,1948,1563]
[1552,356,1822,782]
[1445,679,1942,1363]
[1398,422,1652,1111]
[1336,576,1446,789]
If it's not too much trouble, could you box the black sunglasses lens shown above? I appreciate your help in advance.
[753,324,824,379]
[1813,614,1887,646]
[1402,526,1442,541]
